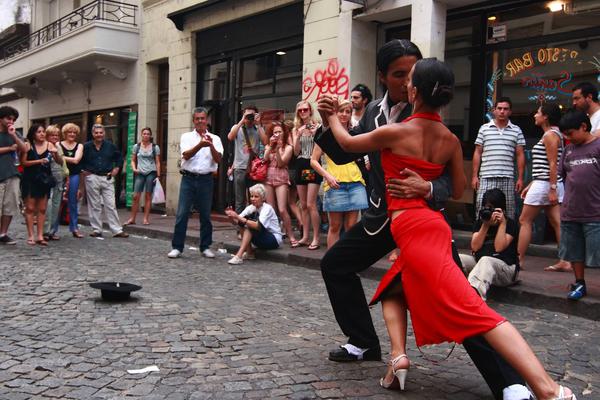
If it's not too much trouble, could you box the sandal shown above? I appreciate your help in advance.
[26,239,36,246]
[380,354,410,391]
[36,239,48,246]
[308,243,321,251]
[552,385,576,400]
[291,240,309,248]
[544,263,573,273]
[123,220,136,226]
[49,234,60,241]
[72,231,84,238]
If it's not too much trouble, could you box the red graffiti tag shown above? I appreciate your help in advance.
[302,58,349,101]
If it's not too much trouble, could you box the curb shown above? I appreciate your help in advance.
[79,217,597,321]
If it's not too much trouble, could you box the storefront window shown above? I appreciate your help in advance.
[485,37,600,143]
[201,61,228,101]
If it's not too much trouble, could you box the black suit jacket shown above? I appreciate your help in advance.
[315,97,452,233]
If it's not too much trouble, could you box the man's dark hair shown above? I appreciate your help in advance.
[482,188,507,212]
[243,105,258,113]
[540,103,562,126]
[0,106,19,120]
[351,84,373,104]
[559,108,591,133]
[376,39,422,75]
[412,58,454,108]
[573,82,599,102]
[494,97,512,109]
[26,123,45,144]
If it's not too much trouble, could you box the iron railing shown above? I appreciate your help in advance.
[3,0,137,61]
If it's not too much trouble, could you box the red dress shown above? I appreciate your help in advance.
[370,116,505,347]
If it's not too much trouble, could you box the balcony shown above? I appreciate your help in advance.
[0,0,139,93]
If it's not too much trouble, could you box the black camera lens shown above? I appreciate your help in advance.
[479,207,493,221]
[246,114,255,121]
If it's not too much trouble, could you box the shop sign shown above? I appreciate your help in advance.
[487,24,507,44]
[125,112,137,208]
[484,47,600,120]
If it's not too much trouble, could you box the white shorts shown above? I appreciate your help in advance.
[523,180,564,206]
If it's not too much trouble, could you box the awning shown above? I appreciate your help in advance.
[167,0,223,31]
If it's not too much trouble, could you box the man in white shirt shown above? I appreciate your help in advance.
[350,84,372,127]
[472,97,526,219]
[572,82,600,135]
[168,107,223,259]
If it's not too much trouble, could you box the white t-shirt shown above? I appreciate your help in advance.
[590,109,600,135]
[180,130,223,174]
[239,202,283,245]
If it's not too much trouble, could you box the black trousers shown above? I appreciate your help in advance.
[321,218,525,400]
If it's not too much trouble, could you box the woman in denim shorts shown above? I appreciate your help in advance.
[124,127,161,226]
[311,100,367,248]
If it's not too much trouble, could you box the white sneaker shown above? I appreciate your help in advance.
[202,248,216,258]
[228,255,243,265]
[168,249,182,258]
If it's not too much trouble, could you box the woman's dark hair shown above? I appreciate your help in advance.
[26,123,45,144]
[482,188,506,211]
[559,108,591,133]
[376,39,422,74]
[412,58,454,108]
[540,103,562,126]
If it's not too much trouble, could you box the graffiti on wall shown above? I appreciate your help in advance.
[302,58,349,101]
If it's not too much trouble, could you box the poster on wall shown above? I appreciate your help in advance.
[125,112,137,208]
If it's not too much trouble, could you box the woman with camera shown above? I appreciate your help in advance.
[292,100,322,250]
[225,183,283,265]
[310,100,368,248]
[459,188,520,300]
[263,122,296,245]
[517,104,570,272]
[21,124,62,246]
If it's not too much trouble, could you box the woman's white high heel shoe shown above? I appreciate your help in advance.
[553,386,576,400]
[379,354,409,390]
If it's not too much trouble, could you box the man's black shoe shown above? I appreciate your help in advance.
[328,346,381,362]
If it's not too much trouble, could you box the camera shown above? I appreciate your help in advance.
[246,113,255,121]
[478,206,494,221]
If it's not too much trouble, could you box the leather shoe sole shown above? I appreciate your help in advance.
[328,346,381,362]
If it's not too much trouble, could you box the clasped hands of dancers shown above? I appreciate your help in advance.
[318,57,575,400]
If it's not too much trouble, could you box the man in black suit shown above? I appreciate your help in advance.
[315,39,531,400]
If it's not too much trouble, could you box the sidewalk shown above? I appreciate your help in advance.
[78,208,600,321]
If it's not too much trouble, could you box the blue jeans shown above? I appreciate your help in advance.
[171,174,214,252]
[67,174,80,232]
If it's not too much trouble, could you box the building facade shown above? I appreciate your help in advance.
[0,0,140,203]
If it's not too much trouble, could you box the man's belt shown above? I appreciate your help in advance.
[180,170,211,177]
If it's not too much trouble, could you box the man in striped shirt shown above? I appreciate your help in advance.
[472,97,525,219]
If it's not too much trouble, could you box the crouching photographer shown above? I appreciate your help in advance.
[460,188,520,300]
[224,184,283,265]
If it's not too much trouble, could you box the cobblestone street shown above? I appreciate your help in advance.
[1,224,598,399]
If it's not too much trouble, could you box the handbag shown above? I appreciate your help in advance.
[152,179,166,204]
[242,126,268,182]
[248,157,268,182]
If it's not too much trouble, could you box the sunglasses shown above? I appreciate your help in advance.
[297,108,310,113]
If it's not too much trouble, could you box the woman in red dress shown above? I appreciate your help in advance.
[326,58,575,400]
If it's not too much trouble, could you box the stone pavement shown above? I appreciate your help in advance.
[79,208,600,321]
[0,222,598,399]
